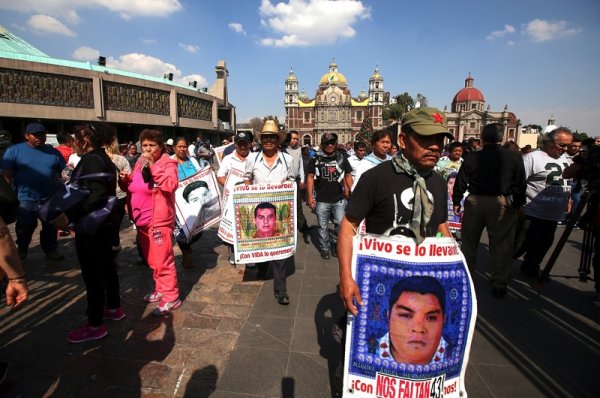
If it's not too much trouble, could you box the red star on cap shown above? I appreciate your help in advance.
[432,113,444,124]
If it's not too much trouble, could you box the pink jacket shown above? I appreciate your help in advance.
[122,154,178,229]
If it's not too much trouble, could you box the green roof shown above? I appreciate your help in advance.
[0,25,201,93]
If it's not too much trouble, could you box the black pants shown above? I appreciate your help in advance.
[296,180,307,231]
[514,215,558,273]
[75,225,120,326]
[257,257,291,292]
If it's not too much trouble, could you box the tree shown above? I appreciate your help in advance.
[383,103,405,121]
[355,109,373,144]
[394,92,415,114]
[415,93,428,108]
[248,117,263,133]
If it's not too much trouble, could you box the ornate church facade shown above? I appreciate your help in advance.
[284,61,384,146]
[444,74,520,143]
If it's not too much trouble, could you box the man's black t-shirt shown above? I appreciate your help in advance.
[346,161,448,236]
[307,152,353,203]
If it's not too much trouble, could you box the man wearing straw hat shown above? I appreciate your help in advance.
[244,118,294,305]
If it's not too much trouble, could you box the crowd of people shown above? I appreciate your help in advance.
[1,112,599,353]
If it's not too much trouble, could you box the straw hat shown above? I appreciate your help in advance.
[258,119,286,144]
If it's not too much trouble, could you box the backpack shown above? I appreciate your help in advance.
[0,177,18,224]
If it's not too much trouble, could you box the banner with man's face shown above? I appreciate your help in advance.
[174,167,221,243]
[344,235,476,398]
[217,167,245,244]
[232,182,297,263]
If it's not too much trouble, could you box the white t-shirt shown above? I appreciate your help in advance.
[522,150,572,221]
[352,153,392,190]
[217,152,248,178]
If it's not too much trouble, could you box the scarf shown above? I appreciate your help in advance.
[391,154,434,244]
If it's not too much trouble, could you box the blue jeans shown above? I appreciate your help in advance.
[15,200,58,253]
[315,199,346,252]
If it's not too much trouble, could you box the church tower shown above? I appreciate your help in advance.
[368,66,384,129]
[284,68,299,107]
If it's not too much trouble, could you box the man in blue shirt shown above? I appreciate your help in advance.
[2,123,66,260]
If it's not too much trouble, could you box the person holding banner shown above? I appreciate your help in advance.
[120,129,181,316]
[217,131,252,265]
[171,136,209,268]
[338,107,454,315]
[244,119,294,305]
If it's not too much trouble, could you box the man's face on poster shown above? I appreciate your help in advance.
[187,186,209,216]
[255,208,276,238]
[388,291,444,365]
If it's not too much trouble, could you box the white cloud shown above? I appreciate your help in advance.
[507,40,515,46]
[524,19,581,42]
[178,43,199,53]
[0,0,182,20]
[258,0,370,47]
[228,22,246,35]
[107,53,181,78]
[27,14,76,37]
[64,10,81,24]
[486,24,515,40]
[179,73,208,88]
[71,46,100,61]
[142,38,158,45]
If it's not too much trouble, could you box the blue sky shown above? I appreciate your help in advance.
[1,0,599,134]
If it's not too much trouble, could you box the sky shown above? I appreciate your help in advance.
[0,0,599,134]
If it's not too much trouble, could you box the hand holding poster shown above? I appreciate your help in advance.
[343,234,476,398]
[217,167,245,244]
[232,181,296,263]
[174,167,221,243]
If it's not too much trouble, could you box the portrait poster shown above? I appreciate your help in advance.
[343,234,477,398]
[446,172,465,233]
[214,143,233,166]
[231,181,297,264]
[217,167,245,244]
[174,167,221,243]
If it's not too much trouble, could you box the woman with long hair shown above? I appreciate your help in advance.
[104,138,131,254]
[120,129,181,315]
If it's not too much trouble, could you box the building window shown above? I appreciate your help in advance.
[449,128,455,136]
[471,103,477,110]
[356,110,363,122]
[509,128,515,138]
[469,122,476,129]
[304,111,310,123]
[375,94,379,102]
[375,82,379,89]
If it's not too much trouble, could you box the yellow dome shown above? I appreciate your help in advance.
[319,71,347,86]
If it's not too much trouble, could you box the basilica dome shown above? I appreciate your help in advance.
[319,70,348,86]
[452,74,484,104]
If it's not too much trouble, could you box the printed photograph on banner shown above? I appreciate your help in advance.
[174,167,221,242]
[232,182,297,263]
[213,143,233,166]
[344,235,476,398]
[446,171,465,234]
[217,168,245,244]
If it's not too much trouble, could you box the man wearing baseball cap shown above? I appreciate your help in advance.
[337,107,453,315]
[2,122,66,260]
[306,132,353,259]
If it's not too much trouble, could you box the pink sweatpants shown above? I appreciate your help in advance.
[137,225,180,302]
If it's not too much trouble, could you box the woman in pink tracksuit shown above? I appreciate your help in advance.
[120,129,181,316]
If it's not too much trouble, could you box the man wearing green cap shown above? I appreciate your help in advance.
[337,107,453,315]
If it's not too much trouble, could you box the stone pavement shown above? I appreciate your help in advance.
[1,207,599,397]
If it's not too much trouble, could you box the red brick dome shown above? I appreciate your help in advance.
[452,74,485,105]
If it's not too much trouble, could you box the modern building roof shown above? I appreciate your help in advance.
[0,25,200,94]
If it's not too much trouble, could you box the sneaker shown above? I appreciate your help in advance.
[152,299,182,316]
[330,246,338,258]
[274,290,290,305]
[103,307,126,321]
[593,293,600,308]
[143,291,163,303]
[228,252,236,265]
[67,324,108,343]
[320,250,331,260]
[45,251,64,261]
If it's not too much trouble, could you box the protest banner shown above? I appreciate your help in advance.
[174,166,221,243]
[343,234,477,398]
[217,167,245,244]
[214,143,233,166]
[446,172,464,234]
[232,181,297,263]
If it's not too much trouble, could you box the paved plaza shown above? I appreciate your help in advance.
[1,207,599,397]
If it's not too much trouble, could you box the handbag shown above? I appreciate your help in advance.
[73,195,117,235]
[0,176,19,224]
